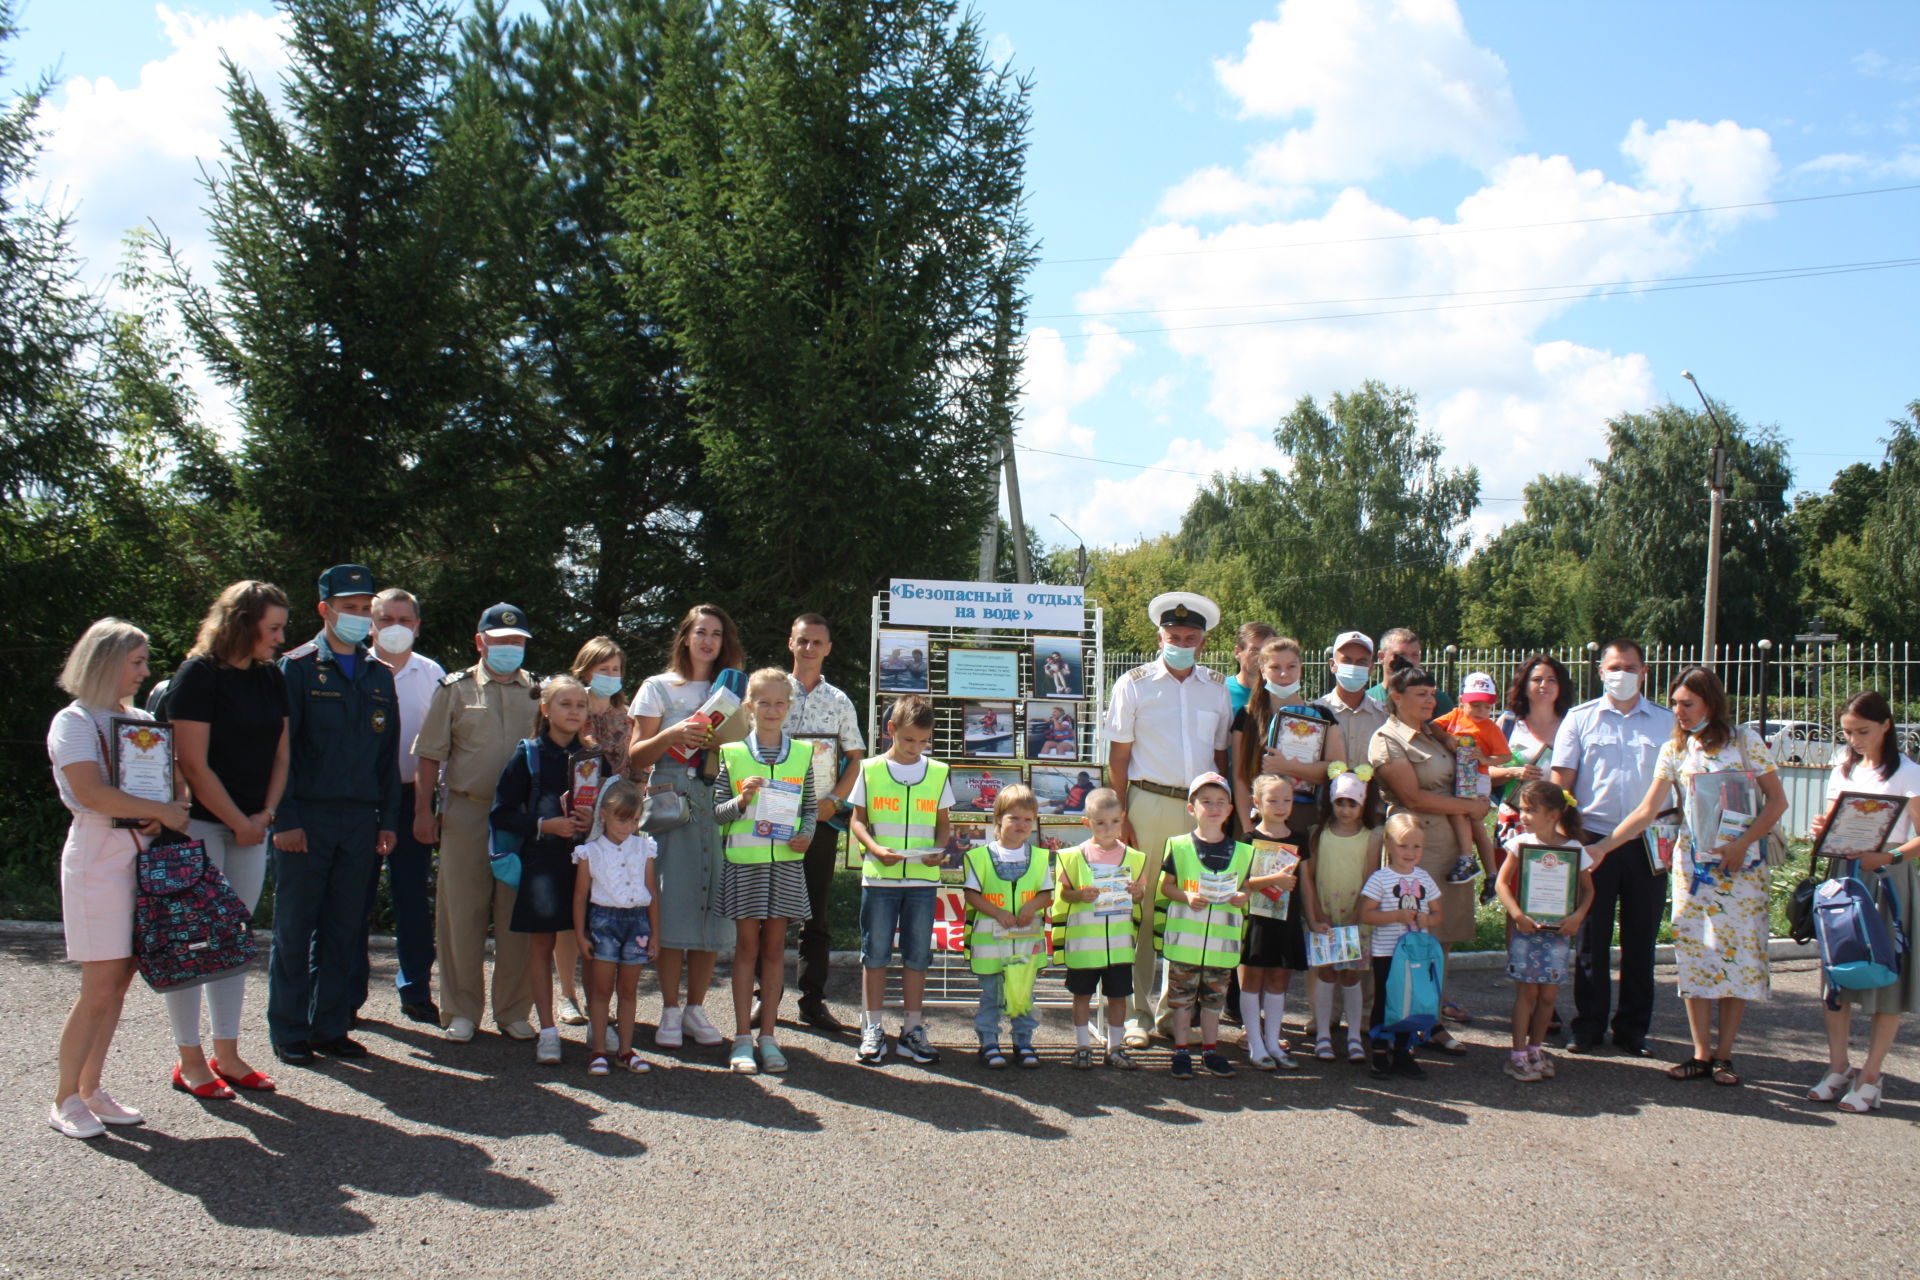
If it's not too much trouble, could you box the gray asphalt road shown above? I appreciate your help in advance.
[0,929,1911,1279]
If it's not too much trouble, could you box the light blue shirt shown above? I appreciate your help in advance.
[1551,695,1675,832]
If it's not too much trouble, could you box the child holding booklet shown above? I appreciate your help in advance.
[1239,773,1308,1070]
[713,668,817,1075]
[1434,672,1507,885]
[571,780,658,1076]
[1157,772,1254,1079]
[847,695,952,1067]
[1359,813,1444,1079]
[1493,781,1595,1082]
[1301,764,1383,1063]
[1053,788,1147,1070]
[962,785,1054,1068]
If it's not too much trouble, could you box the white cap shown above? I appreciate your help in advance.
[1330,771,1369,804]
[1187,771,1232,800]
[1331,630,1374,655]
[1461,671,1499,702]
[1148,592,1221,632]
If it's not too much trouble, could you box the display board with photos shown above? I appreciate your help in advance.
[857,584,1107,877]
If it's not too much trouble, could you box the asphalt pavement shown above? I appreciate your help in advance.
[0,927,1912,1279]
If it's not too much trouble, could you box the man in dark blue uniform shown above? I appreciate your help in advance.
[268,564,401,1065]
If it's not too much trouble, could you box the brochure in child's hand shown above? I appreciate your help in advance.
[751,778,803,840]
[1306,925,1363,968]
[1090,872,1133,916]
[1248,840,1300,920]
[1196,869,1240,904]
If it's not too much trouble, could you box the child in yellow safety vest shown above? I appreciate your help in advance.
[1052,788,1147,1070]
[712,668,817,1075]
[961,785,1054,1069]
[847,695,952,1067]
[1157,772,1254,1079]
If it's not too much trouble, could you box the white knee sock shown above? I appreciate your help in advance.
[1262,992,1288,1055]
[1312,980,1334,1039]
[1107,1024,1124,1051]
[1075,1022,1092,1047]
[1238,991,1263,1044]
[1341,982,1364,1039]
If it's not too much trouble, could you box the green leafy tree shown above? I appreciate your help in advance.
[1459,473,1599,647]
[1174,380,1479,647]
[623,0,1035,663]
[1583,402,1795,645]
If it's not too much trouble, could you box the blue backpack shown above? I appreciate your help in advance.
[1372,930,1446,1043]
[489,739,547,889]
[1813,870,1907,1009]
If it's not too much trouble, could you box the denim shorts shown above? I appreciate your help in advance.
[859,885,936,970]
[586,903,652,965]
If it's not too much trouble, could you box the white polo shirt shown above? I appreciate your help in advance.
[382,649,446,786]
[1103,659,1232,790]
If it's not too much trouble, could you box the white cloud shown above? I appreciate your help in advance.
[1795,146,1920,181]
[1212,0,1519,188]
[33,4,288,286]
[1031,2,1781,549]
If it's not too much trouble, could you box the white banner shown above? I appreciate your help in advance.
[888,578,1084,630]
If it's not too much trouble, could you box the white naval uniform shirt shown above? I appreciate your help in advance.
[1102,659,1232,789]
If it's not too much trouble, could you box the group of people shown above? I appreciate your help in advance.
[41,574,1918,1139]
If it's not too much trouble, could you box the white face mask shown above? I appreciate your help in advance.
[1333,663,1370,693]
[1600,669,1641,702]
[375,624,415,655]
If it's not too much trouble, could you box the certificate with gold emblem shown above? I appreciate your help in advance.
[110,717,174,829]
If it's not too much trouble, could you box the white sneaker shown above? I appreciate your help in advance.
[444,1016,477,1042]
[681,1005,724,1046]
[48,1096,105,1139]
[499,1020,537,1041]
[656,1006,685,1048]
[555,996,589,1026]
[535,1028,563,1065]
[603,1025,619,1054]
[82,1089,144,1126]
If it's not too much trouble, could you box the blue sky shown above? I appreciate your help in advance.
[9,1,1918,550]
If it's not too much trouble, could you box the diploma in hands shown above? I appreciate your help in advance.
[110,717,174,829]
[1518,845,1581,924]
[1812,791,1907,861]
[750,778,804,841]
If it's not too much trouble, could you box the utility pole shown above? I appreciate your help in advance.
[1683,370,1728,666]
[980,275,1031,584]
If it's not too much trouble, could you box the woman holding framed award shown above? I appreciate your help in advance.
[1805,691,1920,1113]
[165,581,291,1098]
[1366,664,1485,1049]
[45,618,191,1138]
[1584,667,1788,1088]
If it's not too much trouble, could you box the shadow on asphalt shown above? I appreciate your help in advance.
[88,1090,556,1235]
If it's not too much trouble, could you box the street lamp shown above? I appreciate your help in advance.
[1681,370,1729,665]
[1051,514,1089,587]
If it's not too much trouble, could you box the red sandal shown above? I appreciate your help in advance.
[171,1063,235,1100]
[210,1057,278,1093]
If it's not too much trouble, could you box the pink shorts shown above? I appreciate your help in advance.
[60,813,140,962]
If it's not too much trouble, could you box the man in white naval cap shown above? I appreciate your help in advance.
[1103,591,1232,1047]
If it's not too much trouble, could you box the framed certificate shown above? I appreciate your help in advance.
[109,717,174,829]
[1518,844,1582,924]
[1266,709,1329,767]
[791,734,843,798]
[1811,791,1908,861]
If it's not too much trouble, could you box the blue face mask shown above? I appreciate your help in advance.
[484,644,525,676]
[1263,678,1301,700]
[1161,644,1197,671]
[589,673,622,699]
[1684,720,1705,736]
[1333,663,1371,693]
[329,611,372,646]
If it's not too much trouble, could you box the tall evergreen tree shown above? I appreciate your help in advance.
[623,0,1034,661]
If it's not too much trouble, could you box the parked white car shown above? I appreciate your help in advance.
[1740,719,1837,768]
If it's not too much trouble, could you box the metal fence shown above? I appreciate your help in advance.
[1102,642,1920,767]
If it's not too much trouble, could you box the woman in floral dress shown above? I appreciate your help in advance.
[1587,667,1787,1087]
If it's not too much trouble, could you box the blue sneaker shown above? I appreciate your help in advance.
[1170,1049,1194,1079]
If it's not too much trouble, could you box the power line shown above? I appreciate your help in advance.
[1028,257,1920,322]
[1023,256,1920,342]
[1032,181,1920,268]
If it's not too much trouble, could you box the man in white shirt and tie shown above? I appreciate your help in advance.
[1104,591,1232,1047]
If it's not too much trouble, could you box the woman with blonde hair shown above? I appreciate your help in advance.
[46,618,191,1137]
[552,635,633,1027]
[162,581,290,1098]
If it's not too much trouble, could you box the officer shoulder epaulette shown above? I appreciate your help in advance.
[440,669,472,686]
[1127,663,1157,681]
[282,641,318,661]
[1196,665,1223,683]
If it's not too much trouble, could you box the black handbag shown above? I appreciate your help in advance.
[1786,837,1822,944]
